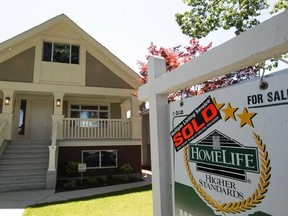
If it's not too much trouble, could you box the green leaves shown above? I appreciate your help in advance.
[270,0,288,14]
[175,0,269,38]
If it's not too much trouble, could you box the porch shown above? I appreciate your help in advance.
[0,89,142,192]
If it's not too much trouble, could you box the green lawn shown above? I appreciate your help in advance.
[23,185,153,216]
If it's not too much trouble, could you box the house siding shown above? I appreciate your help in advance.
[0,47,35,82]
[85,52,133,89]
[110,103,121,119]
[57,145,141,178]
[63,100,69,117]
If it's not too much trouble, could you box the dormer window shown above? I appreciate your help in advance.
[42,42,79,64]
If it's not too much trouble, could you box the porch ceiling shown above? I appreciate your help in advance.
[0,81,135,100]
[64,93,130,103]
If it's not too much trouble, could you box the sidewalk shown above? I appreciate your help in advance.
[0,170,151,216]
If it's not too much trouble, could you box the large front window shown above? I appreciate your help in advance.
[42,42,79,64]
[70,105,109,119]
[70,105,109,127]
[82,150,117,169]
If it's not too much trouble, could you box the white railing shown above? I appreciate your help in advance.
[63,118,131,139]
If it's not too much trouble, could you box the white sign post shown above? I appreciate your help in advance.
[78,163,86,184]
[138,10,288,216]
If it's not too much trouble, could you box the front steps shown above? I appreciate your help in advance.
[0,140,50,192]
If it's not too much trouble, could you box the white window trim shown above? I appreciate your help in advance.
[68,102,110,119]
[81,150,118,169]
[42,41,80,64]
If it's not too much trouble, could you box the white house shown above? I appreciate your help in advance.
[0,14,142,192]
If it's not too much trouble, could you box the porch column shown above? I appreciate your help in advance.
[52,92,65,140]
[53,92,64,115]
[130,96,142,139]
[0,89,15,140]
[46,92,64,189]
[46,145,57,189]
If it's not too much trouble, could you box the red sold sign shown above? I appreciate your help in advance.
[170,96,221,152]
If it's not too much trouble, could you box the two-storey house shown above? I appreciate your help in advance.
[0,14,142,192]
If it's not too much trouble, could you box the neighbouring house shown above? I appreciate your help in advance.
[0,14,143,192]
[140,103,151,169]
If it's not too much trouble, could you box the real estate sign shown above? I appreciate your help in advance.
[170,70,288,216]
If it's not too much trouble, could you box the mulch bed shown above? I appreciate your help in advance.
[55,177,144,193]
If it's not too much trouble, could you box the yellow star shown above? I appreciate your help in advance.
[212,97,225,111]
[221,103,238,121]
[237,107,257,128]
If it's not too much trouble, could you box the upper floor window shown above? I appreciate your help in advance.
[42,42,79,64]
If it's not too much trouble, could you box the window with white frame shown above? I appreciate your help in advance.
[70,105,109,119]
[70,104,109,127]
[82,150,117,168]
[42,42,80,64]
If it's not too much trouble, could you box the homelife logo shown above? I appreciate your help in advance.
[172,96,271,215]
[189,130,259,182]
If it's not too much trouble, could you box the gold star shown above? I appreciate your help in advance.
[237,107,257,128]
[221,103,238,121]
[212,97,225,111]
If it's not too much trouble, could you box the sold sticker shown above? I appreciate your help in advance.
[170,96,221,152]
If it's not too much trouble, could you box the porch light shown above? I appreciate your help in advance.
[56,99,61,107]
[4,97,10,105]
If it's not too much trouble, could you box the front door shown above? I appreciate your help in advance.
[15,96,53,140]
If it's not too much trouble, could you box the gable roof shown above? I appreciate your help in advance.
[0,14,141,89]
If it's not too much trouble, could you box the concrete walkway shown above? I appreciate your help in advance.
[0,170,151,216]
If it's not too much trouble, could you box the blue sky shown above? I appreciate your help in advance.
[1,0,281,72]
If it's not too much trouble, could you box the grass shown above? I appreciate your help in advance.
[23,185,153,216]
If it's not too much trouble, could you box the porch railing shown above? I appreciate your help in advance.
[63,118,131,139]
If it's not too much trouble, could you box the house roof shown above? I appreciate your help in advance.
[0,14,141,89]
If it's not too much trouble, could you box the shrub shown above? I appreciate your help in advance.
[87,176,98,184]
[97,175,108,183]
[63,179,77,189]
[120,163,134,182]
[65,161,78,178]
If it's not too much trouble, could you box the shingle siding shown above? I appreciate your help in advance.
[0,47,35,82]
[86,52,133,89]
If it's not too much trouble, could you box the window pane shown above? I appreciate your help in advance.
[18,100,27,135]
[100,106,108,110]
[99,112,108,119]
[80,111,98,119]
[71,45,79,64]
[53,43,70,63]
[81,105,98,110]
[101,151,117,167]
[80,111,88,119]
[71,105,79,109]
[83,151,100,168]
[42,42,52,61]
[71,111,80,118]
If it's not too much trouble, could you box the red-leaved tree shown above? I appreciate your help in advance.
[137,39,258,102]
